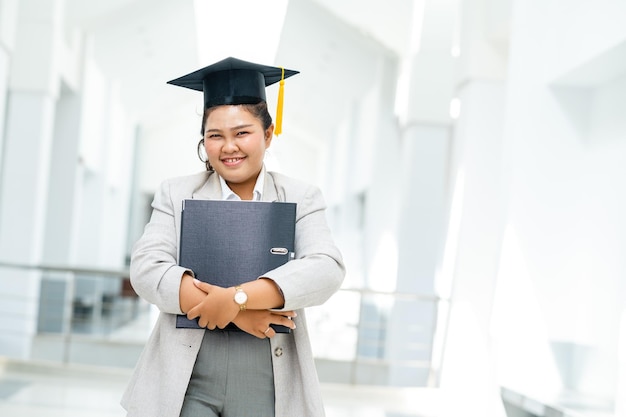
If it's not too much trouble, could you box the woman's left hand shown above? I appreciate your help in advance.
[232,309,297,339]
[186,279,240,329]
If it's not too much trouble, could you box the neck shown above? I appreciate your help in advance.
[228,181,255,201]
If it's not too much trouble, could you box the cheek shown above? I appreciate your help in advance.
[242,137,267,155]
[204,141,218,157]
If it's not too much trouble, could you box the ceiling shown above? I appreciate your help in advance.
[62,0,415,131]
[61,0,512,127]
[57,0,512,189]
[59,0,511,188]
[64,0,199,127]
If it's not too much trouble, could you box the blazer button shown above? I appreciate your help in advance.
[274,347,283,357]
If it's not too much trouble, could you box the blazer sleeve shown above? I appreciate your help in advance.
[129,179,190,315]
[262,184,346,311]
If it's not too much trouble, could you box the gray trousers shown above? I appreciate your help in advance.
[179,330,275,417]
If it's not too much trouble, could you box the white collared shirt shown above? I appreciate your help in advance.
[218,166,266,201]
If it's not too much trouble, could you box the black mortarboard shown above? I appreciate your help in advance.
[167,57,299,135]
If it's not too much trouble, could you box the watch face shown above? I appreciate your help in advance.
[234,290,248,305]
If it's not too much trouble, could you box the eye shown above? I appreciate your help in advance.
[206,133,222,140]
[236,130,249,137]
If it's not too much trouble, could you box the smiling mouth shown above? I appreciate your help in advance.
[221,157,246,165]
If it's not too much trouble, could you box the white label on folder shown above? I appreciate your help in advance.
[270,247,289,255]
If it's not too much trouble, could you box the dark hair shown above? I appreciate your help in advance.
[197,102,273,171]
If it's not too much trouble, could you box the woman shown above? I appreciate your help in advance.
[121,57,345,417]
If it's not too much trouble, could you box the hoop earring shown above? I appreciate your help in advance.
[197,139,213,171]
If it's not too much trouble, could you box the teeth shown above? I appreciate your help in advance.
[224,158,242,163]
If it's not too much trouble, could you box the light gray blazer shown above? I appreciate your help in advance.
[121,170,345,417]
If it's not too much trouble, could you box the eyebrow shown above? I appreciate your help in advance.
[206,123,255,133]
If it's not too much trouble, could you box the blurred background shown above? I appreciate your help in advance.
[0,0,625,416]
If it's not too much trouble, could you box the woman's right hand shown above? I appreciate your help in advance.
[232,310,297,339]
[179,273,207,313]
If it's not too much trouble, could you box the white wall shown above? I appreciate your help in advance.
[434,0,626,411]
[492,0,626,405]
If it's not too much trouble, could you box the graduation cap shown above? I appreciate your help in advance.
[167,57,299,135]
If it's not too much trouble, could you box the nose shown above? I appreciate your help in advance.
[222,136,239,152]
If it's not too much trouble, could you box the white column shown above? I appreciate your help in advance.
[436,0,509,412]
[41,90,82,264]
[447,80,506,333]
[0,0,18,187]
[388,123,450,386]
[617,309,626,416]
[383,0,459,385]
[0,46,9,172]
[0,0,63,358]
[0,0,18,50]
[438,79,507,416]
[71,50,136,269]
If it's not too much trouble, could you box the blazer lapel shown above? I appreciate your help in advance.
[191,171,221,200]
[262,171,280,202]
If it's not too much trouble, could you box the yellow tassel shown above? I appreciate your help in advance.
[275,67,285,136]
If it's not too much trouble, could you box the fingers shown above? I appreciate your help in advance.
[275,310,297,318]
[186,283,238,329]
[261,314,297,338]
[193,279,212,293]
[274,311,297,330]
[194,316,216,330]
[195,317,214,329]
[186,305,199,321]
[187,305,214,329]
[262,326,275,338]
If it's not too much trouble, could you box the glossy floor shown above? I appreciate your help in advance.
[0,358,439,417]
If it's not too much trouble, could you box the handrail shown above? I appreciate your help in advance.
[0,261,446,301]
[0,260,450,387]
[0,260,129,277]
[340,286,444,301]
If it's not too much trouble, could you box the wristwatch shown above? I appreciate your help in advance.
[233,286,248,311]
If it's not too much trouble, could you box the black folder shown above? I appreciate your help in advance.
[176,199,296,333]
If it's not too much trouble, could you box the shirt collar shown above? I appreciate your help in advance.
[218,166,265,201]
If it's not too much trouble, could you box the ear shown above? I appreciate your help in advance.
[265,124,274,148]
